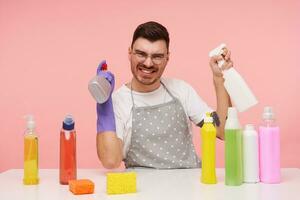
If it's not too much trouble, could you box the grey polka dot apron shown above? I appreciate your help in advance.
[124,82,201,169]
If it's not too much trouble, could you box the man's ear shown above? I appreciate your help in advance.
[166,52,170,61]
[128,47,132,61]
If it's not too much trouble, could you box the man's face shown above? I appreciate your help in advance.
[129,37,169,86]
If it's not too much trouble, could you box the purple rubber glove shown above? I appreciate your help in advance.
[96,60,116,133]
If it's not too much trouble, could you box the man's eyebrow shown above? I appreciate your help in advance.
[134,49,165,56]
[134,49,146,54]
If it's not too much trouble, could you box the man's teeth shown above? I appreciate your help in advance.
[140,69,153,74]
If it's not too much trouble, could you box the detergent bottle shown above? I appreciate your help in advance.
[59,115,77,184]
[201,112,217,184]
[23,115,39,185]
[225,107,243,186]
[259,106,280,183]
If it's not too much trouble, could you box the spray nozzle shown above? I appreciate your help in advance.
[209,43,226,57]
[99,60,107,71]
[263,106,275,120]
[209,43,227,68]
[204,112,213,123]
[24,114,36,130]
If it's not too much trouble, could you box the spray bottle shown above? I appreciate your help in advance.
[59,115,77,184]
[88,60,112,104]
[23,115,39,185]
[259,106,280,183]
[209,44,258,112]
[201,112,217,184]
[225,107,243,186]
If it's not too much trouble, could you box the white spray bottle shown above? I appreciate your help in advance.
[209,44,258,112]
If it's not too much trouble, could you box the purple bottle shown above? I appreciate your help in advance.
[259,106,280,183]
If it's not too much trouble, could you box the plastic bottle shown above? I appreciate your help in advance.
[23,115,39,185]
[60,115,77,184]
[243,124,259,183]
[225,107,243,186]
[259,106,280,183]
[88,60,112,104]
[209,44,258,112]
[201,112,217,184]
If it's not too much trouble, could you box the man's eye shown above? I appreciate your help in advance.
[153,55,164,59]
[137,53,146,57]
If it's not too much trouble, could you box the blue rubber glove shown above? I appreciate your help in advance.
[96,61,116,133]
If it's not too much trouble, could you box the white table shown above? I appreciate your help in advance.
[0,168,299,200]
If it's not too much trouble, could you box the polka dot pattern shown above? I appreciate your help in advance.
[125,98,201,169]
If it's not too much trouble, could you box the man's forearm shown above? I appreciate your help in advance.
[213,76,231,140]
[96,132,123,169]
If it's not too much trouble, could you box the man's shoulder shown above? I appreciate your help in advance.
[112,84,130,98]
[162,77,193,90]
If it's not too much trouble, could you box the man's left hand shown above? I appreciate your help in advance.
[209,48,234,80]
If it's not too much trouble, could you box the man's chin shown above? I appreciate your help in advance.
[137,77,159,86]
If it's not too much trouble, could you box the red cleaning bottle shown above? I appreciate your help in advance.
[59,115,77,184]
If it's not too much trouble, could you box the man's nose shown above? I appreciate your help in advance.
[143,56,154,67]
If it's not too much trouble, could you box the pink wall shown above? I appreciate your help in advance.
[1,0,299,172]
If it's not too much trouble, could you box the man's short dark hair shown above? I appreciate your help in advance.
[131,21,170,51]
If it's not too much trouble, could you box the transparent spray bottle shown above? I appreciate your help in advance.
[23,115,39,185]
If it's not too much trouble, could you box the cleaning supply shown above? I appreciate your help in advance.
[259,106,280,183]
[59,115,77,185]
[93,61,116,133]
[23,115,39,185]
[201,112,217,184]
[69,179,94,195]
[106,172,137,194]
[88,60,113,104]
[209,44,258,112]
[225,107,243,186]
[243,124,259,183]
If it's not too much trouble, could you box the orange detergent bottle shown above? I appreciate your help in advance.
[59,115,77,184]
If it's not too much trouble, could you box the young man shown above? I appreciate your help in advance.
[96,21,232,169]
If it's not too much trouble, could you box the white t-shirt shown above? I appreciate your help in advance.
[112,78,212,158]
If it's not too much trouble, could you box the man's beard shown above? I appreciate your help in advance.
[132,63,160,86]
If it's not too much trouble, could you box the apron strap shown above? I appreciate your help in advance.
[130,79,176,109]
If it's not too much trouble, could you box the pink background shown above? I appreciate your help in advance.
[1,0,299,172]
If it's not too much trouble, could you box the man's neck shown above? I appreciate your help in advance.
[129,78,161,93]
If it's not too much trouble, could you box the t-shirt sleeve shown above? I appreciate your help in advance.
[181,81,213,125]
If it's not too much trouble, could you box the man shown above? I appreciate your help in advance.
[96,21,232,169]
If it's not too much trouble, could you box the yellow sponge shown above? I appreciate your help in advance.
[106,172,137,194]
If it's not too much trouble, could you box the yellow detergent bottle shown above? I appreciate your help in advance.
[23,115,39,185]
[201,112,217,184]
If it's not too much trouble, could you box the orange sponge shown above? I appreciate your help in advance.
[69,179,94,195]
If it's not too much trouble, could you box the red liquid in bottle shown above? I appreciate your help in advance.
[59,116,77,184]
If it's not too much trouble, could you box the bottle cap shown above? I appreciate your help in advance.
[63,114,75,130]
[262,106,275,120]
[204,112,213,123]
[245,124,255,131]
[24,115,35,130]
[227,107,238,119]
